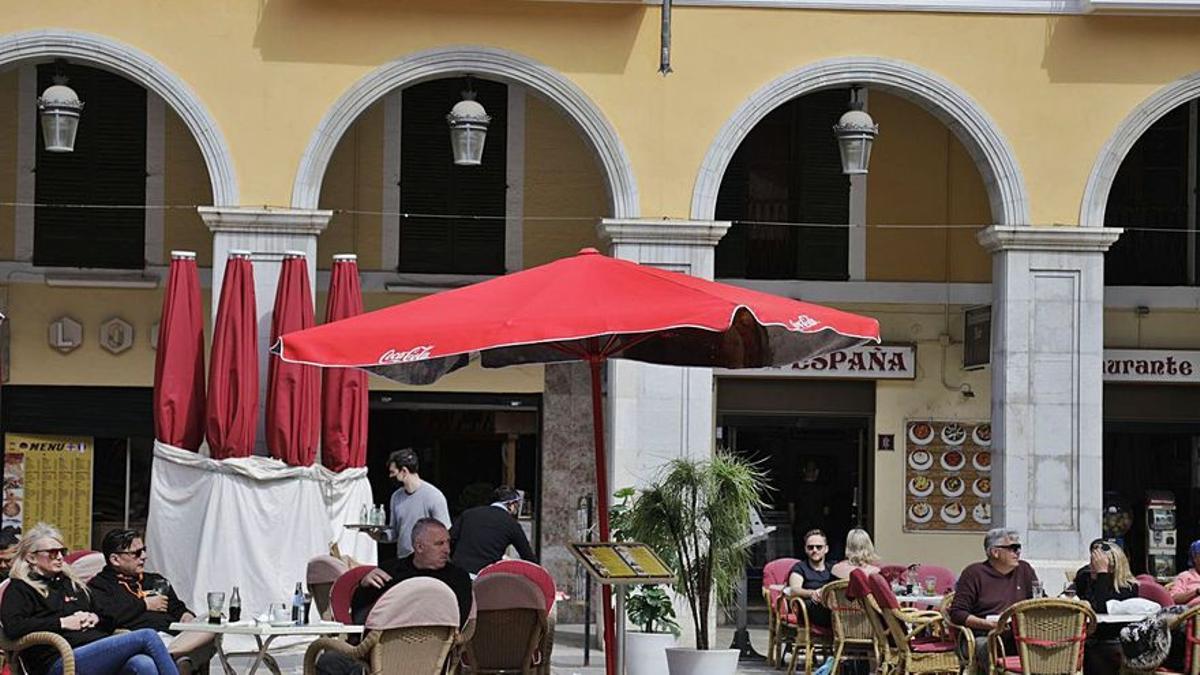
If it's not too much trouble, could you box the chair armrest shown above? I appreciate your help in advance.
[948,621,975,672]
[10,631,76,675]
[303,633,376,675]
[788,596,813,627]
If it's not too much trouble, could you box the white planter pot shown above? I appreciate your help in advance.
[625,631,677,675]
[665,647,740,675]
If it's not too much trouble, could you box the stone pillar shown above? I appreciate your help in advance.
[199,206,332,455]
[979,225,1122,586]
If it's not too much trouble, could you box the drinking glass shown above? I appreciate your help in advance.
[1031,581,1044,598]
[303,592,313,624]
[923,576,937,595]
[206,591,226,625]
[272,602,290,624]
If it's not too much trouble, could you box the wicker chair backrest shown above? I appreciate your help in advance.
[1007,599,1093,675]
[823,580,875,641]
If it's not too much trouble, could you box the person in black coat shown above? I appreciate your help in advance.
[0,522,178,675]
[449,486,536,575]
[1075,539,1139,675]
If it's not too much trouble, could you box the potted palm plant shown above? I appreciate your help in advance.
[612,488,680,675]
[624,453,768,675]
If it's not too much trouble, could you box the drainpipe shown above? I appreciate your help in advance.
[660,0,673,74]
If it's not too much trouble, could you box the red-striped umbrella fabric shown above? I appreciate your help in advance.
[274,247,880,675]
[153,250,206,451]
[265,253,319,466]
[206,251,259,460]
[320,254,368,472]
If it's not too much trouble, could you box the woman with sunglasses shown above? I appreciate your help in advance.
[1074,540,1138,675]
[0,522,178,675]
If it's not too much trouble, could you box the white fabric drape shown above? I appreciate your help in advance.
[145,441,376,621]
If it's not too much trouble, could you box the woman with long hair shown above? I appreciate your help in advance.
[1075,539,1139,675]
[1,523,178,675]
[831,528,881,579]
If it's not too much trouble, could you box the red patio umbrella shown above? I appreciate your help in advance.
[265,252,319,466]
[206,251,259,460]
[153,250,206,451]
[320,254,368,472]
[274,248,880,674]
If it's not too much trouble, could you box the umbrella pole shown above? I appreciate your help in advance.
[588,357,617,675]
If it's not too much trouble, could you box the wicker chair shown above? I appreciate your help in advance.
[822,579,878,675]
[0,580,76,675]
[866,572,973,675]
[304,577,460,675]
[329,564,377,624]
[477,560,556,675]
[306,554,349,621]
[763,557,801,668]
[461,572,547,675]
[987,598,1095,675]
[784,586,835,675]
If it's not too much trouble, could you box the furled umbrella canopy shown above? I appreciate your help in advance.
[206,252,258,460]
[265,253,319,466]
[320,254,368,472]
[153,251,207,451]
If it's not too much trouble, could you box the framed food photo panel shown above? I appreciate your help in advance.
[903,420,992,533]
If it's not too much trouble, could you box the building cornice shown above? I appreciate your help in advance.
[977,225,1124,253]
[543,0,1200,13]
[599,218,731,247]
[199,207,332,235]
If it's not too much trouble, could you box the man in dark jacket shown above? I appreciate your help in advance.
[88,528,214,672]
[449,486,536,575]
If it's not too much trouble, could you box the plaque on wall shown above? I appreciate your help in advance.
[903,420,992,533]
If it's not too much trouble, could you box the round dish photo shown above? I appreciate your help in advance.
[908,450,934,471]
[908,476,934,498]
[940,502,966,524]
[972,424,992,447]
[972,503,992,525]
[972,451,992,472]
[908,502,933,524]
[941,423,967,446]
[908,422,935,446]
[941,476,965,498]
[940,450,965,472]
[972,477,991,498]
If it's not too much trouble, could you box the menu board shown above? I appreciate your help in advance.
[903,421,992,533]
[4,433,94,550]
[569,542,674,586]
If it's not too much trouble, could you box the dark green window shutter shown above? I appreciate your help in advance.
[716,89,850,280]
[399,79,506,274]
[34,64,146,269]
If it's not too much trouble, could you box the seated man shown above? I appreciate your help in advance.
[0,529,19,581]
[88,528,214,674]
[317,518,473,675]
[450,486,536,575]
[949,527,1039,674]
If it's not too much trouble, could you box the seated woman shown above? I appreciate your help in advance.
[830,529,881,580]
[0,522,178,675]
[1075,540,1138,675]
[787,529,834,627]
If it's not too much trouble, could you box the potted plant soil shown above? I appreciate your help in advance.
[623,453,768,675]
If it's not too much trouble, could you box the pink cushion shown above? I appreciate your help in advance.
[878,564,906,583]
[911,639,957,653]
[69,552,105,584]
[764,558,800,587]
[868,572,901,610]
[1137,575,1175,607]
[478,560,555,614]
[365,577,460,630]
[306,555,349,586]
[996,655,1023,672]
[847,569,871,601]
[330,565,376,624]
[64,550,96,565]
[912,564,957,594]
[474,573,545,612]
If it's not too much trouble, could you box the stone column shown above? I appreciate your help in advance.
[979,225,1122,585]
[199,206,332,455]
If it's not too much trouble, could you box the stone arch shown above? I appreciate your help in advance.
[0,29,238,206]
[1081,71,1200,228]
[292,46,639,218]
[691,56,1029,226]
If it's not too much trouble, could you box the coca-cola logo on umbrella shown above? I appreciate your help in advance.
[378,345,435,364]
[787,314,821,331]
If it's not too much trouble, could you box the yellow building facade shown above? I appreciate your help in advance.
[4,0,1200,621]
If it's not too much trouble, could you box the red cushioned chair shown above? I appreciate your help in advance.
[986,598,1094,675]
[762,558,800,668]
[330,565,377,624]
[477,560,555,674]
[866,572,972,675]
[1137,574,1176,608]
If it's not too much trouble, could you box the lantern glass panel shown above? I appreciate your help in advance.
[450,125,487,166]
[41,110,79,153]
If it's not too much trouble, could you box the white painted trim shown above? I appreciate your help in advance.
[600,218,731,247]
[45,274,158,289]
[1085,0,1200,11]
[199,206,332,234]
[0,29,237,205]
[1082,69,1200,228]
[1104,286,1200,309]
[14,65,34,263]
[978,225,1123,252]
[692,56,1030,227]
[145,92,165,266]
[506,85,526,273]
[718,277,993,305]
[382,91,401,271]
[536,0,1200,12]
[292,46,638,218]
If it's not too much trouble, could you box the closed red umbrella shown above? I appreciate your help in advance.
[320,254,368,472]
[266,252,319,466]
[153,250,206,451]
[275,247,880,674]
[206,251,258,460]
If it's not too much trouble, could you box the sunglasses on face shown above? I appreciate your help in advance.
[994,544,1022,552]
[116,548,147,558]
[34,548,68,559]
[806,544,826,550]
[1091,543,1112,553]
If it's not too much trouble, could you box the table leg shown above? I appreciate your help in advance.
[246,635,281,675]
[213,635,238,675]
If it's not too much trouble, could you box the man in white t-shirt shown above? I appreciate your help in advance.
[369,448,451,558]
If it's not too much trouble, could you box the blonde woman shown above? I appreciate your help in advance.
[1073,539,1137,613]
[830,528,881,579]
[0,523,178,675]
